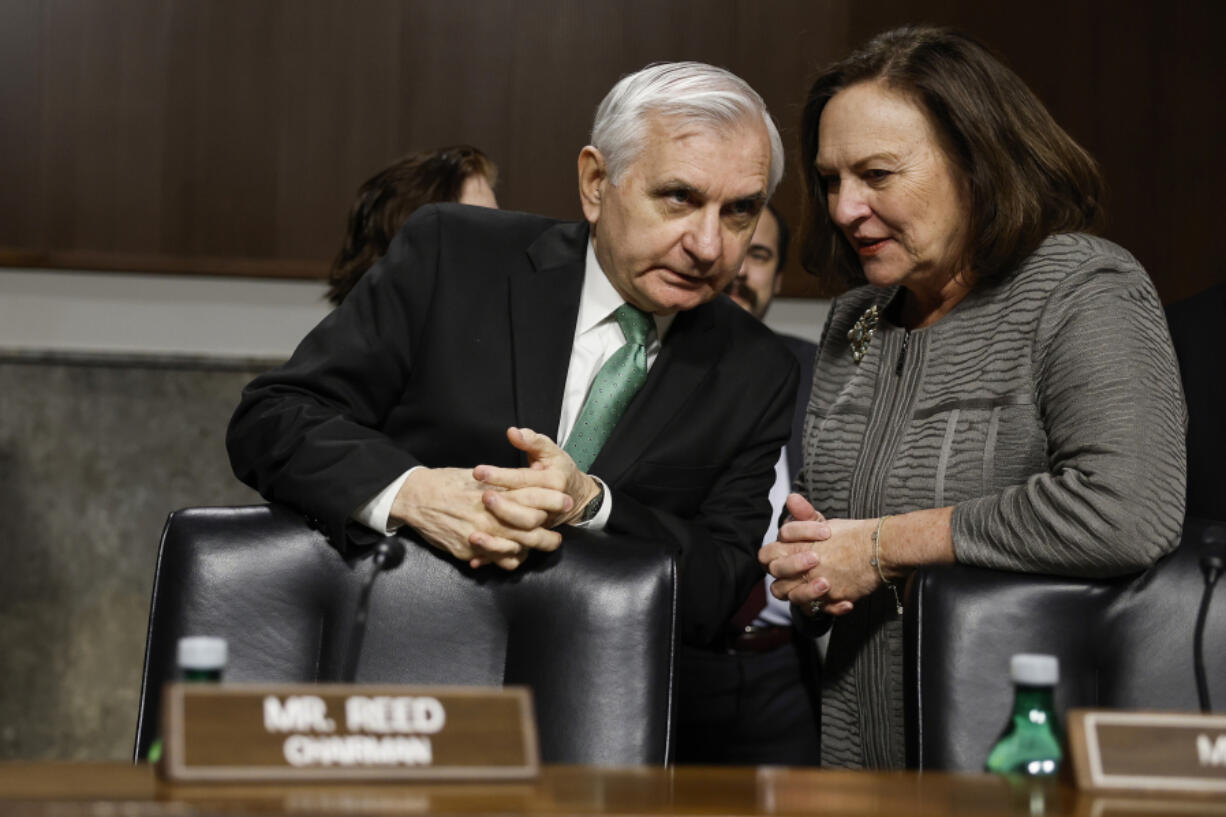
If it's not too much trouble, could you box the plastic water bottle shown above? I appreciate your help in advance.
[176,636,227,683]
[985,653,1063,776]
[147,636,227,762]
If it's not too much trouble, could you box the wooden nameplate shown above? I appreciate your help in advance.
[158,683,539,782]
[1068,709,1226,795]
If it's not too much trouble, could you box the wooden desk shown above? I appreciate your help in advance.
[1,763,1223,816]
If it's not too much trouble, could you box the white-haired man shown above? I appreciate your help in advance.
[228,62,798,649]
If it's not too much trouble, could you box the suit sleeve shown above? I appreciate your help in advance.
[226,208,443,550]
[607,355,799,647]
[951,266,1187,576]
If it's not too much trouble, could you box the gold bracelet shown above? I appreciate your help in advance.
[871,515,904,615]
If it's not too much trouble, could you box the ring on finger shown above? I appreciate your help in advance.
[808,599,825,615]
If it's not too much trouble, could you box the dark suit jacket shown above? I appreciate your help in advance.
[778,333,818,478]
[227,204,799,647]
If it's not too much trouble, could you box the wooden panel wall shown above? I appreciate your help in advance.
[0,0,1222,301]
[0,0,845,291]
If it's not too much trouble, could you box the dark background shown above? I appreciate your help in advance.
[1,0,1223,301]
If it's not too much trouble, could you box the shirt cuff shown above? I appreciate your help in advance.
[572,476,612,531]
[351,468,416,535]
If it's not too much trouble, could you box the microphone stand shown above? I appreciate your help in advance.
[1194,525,1225,713]
[343,539,407,683]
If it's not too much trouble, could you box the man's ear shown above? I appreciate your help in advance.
[577,146,606,224]
[773,269,785,296]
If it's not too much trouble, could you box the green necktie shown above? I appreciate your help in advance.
[564,303,653,471]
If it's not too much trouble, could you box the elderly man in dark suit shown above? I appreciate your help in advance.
[227,62,798,650]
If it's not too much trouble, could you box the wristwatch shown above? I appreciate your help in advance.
[578,480,606,524]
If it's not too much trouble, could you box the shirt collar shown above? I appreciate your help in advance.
[580,238,675,339]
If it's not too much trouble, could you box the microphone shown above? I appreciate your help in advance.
[1194,525,1225,713]
[342,539,407,683]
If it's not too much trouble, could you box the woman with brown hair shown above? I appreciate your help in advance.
[760,25,1185,768]
[326,144,498,305]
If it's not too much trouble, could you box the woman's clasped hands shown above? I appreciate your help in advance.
[759,493,887,617]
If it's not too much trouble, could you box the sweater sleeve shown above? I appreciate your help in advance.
[951,264,1187,577]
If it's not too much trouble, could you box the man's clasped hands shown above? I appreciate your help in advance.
[389,427,602,571]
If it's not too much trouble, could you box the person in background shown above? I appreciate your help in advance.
[228,61,798,653]
[326,144,498,305]
[761,25,1186,768]
[676,203,822,765]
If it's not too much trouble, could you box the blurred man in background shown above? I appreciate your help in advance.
[676,203,822,766]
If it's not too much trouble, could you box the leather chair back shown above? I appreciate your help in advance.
[134,505,676,765]
[905,517,1226,770]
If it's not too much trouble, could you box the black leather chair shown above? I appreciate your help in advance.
[134,504,676,765]
[905,517,1226,770]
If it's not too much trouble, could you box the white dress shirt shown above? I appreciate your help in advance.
[754,446,796,627]
[353,238,672,534]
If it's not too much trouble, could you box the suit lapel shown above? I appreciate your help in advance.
[779,334,815,477]
[591,302,727,484]
[510,221,588,446]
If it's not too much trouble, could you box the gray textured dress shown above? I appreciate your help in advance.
[796,233,1187,768]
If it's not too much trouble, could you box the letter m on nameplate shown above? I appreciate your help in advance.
[263,695,335,733]
[160,682,539,782]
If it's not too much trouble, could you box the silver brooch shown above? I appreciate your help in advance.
[848,304,880,365]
